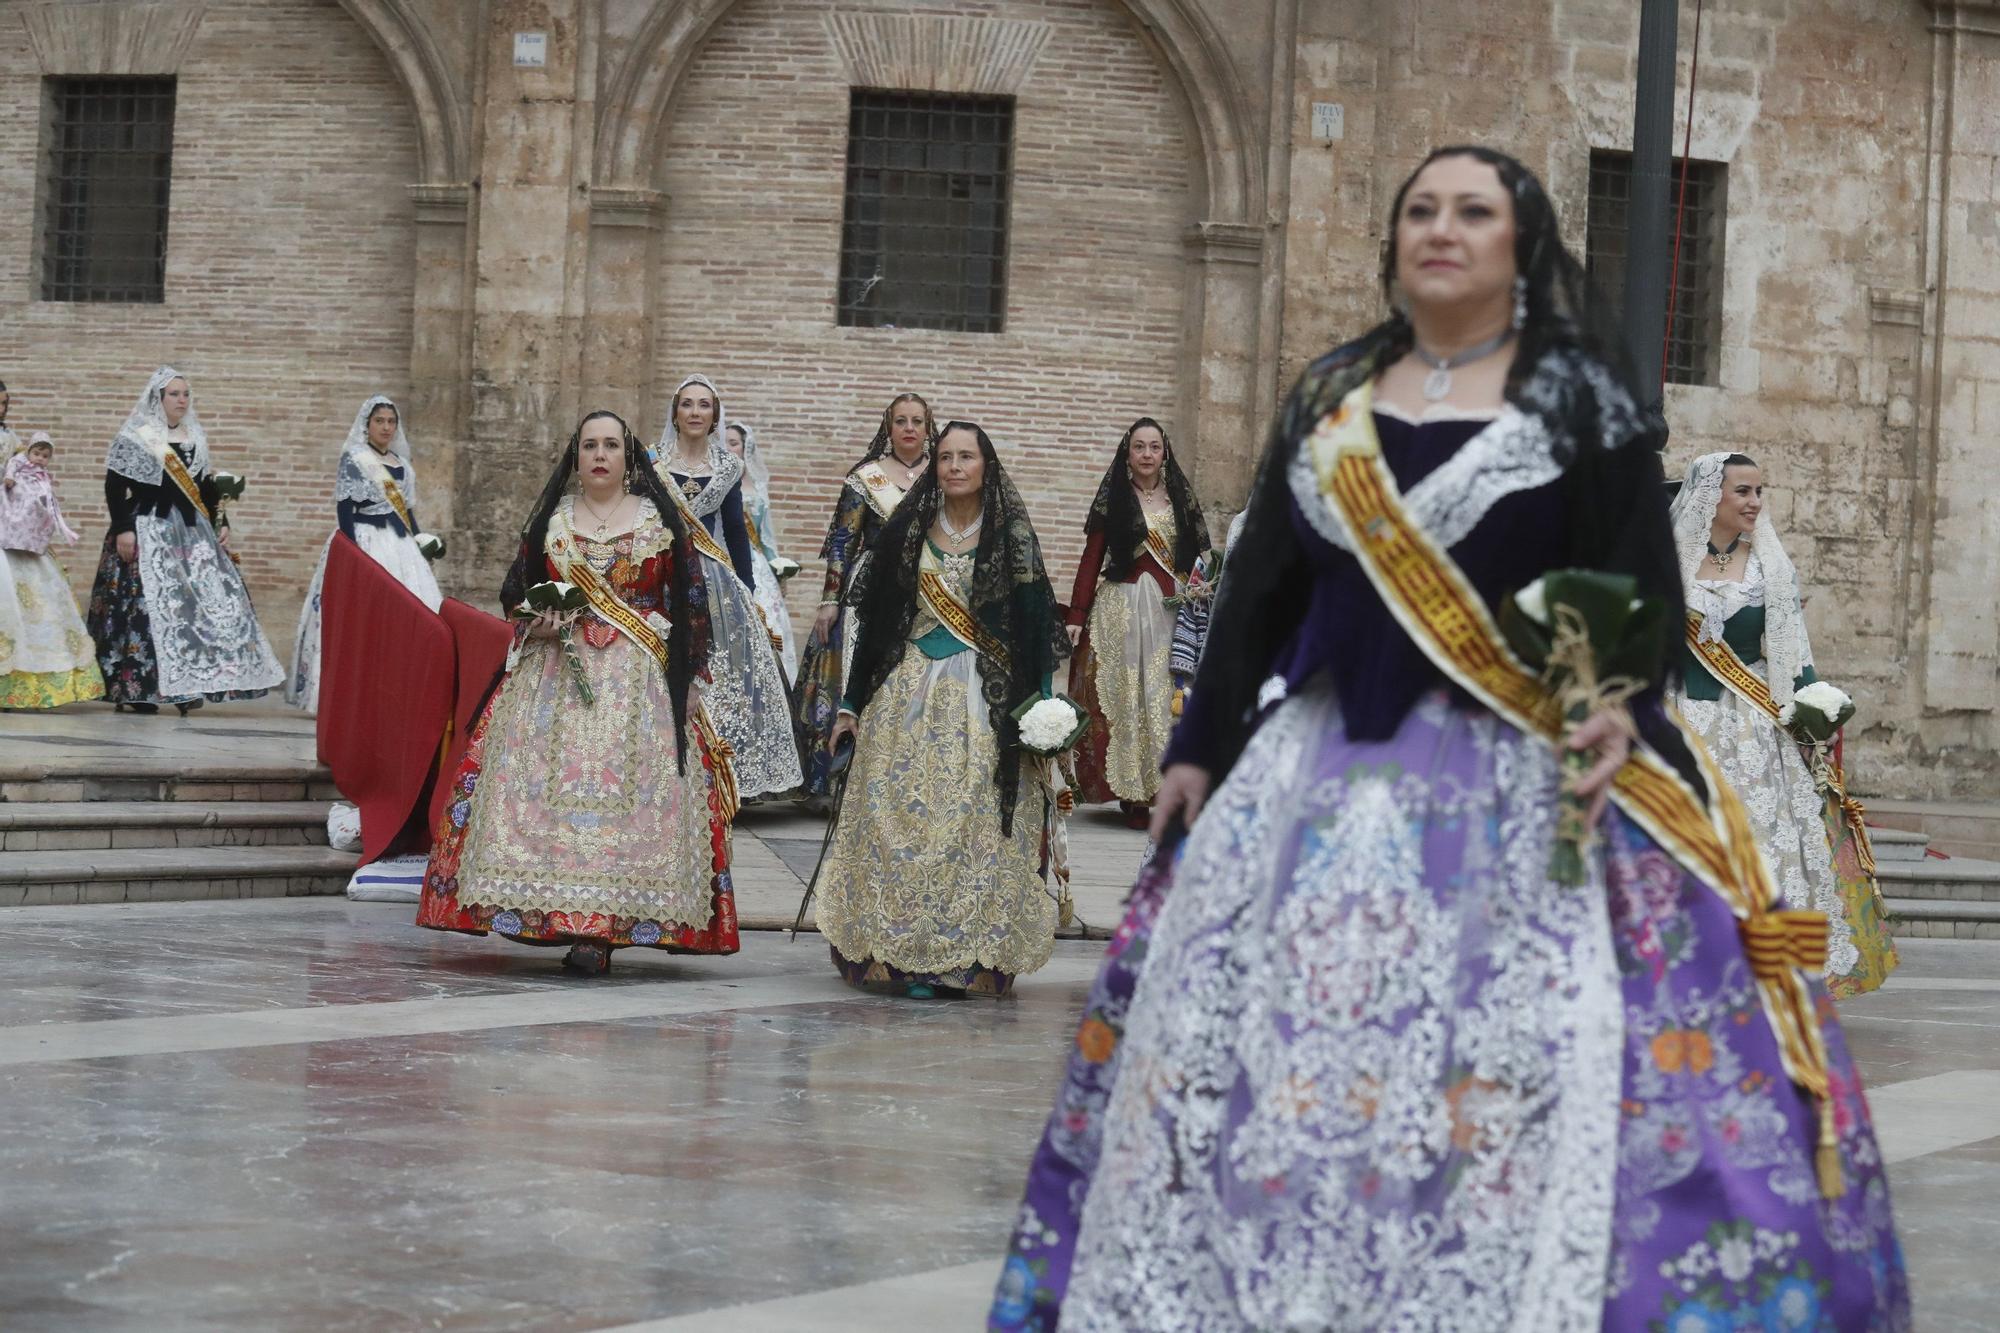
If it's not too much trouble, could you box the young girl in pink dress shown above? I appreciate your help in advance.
[0,432,103,708]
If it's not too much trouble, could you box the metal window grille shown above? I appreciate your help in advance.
[39,77,177,304]
[1585,149,1726,387]
[838,89,1013,333]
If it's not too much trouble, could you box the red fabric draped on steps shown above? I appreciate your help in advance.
[316,535,456,863]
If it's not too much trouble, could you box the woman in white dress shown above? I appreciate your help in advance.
[651,374,802,800]
[724,420,798,682]
[1667,451,1897,995]
[288,395,444,710]
[86,367,284,715]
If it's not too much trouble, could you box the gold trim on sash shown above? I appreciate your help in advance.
[547,510,740,822]
[1141,511,1177,574]
[379,477,415,534]
[660,482,738,572]
[853,459,916,522]
[161,449,211,523]
[1685,613,1878,877]
[917,546,1010,668]
[1310,380,1843,1197]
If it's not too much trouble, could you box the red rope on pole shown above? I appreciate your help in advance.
[1664,0,1706,388]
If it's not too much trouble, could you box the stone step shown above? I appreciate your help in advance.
[1884,897,2000,940]
[0,846,358,904]
[1864,798,2000,861]
[0,774,340,804]
[0,801,333,852]
[1877,856,2000,903]
[1868,827,1929,863]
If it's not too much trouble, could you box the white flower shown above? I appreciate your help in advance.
[1514,577,1550,626]
[415,532,445,559]
[1794,681,1851,714]
[1019,697,1083,752]
[1714,1233,1756,1283]
[1778,701,1797,726]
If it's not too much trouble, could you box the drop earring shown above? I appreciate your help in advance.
[1512,276,1529,331]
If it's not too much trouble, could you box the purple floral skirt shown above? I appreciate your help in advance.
[991,687,1907,1331]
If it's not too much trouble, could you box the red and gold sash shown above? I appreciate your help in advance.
[379,477,415,533]
[1685,612,1877,876]
[1141,510,1177,575]
[660,482,738,573]
[1311,380,1843,1196]
[161,449,211,523]
[548,511,739,821]
[917,545,1010,668]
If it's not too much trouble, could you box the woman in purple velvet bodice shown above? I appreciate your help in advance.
[990,147,1908,1332]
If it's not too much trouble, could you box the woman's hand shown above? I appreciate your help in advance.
[830,712,859,751]
[115,531,137,563]
[524,611,562,641]
[216,527,232,552]
[1149,762,1212,841]
[814,603,839,641]
[1065,624,1083,648]
[1567,707,1634,826]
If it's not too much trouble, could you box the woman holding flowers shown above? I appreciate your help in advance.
[793,392,935,801]
[87,367,283,715]
[816,421,1070,999]
[417,409,737,977]
[287,395,444,710]
[992,147,1904,1331]
[1668,453,1897,996]
[1064,418,1207,824]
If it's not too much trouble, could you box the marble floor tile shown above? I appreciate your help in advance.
[0,896,1994,1329]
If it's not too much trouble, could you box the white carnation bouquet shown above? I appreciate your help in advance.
[515,580,593,705]
[415,531,446,561]
[769,554,801,581]
[1779,680,1855,746]
[1012,693,1090,757]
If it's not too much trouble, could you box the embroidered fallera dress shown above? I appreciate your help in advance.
[991,364,1906,1330]
[815,542,1057,996]
[794,458,917,797]
[86,373,284,706]
[1673,555,1898,998]
[0,443,103,709]
[418,498,737,954]
[660,444,803,800]
[289,398,444,711]
[1068,507,1184,805]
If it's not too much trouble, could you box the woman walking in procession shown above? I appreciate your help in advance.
[288,394,444,710]
[724,419,798,683]
[0,429,104,709]
[1065,417,1207,825]
[1668,452,1898,996]
[792,392,934,800]
[816,421,1068,999]
[87,367,284,715]
[652,374,802,800]
[991,146,1906,1331]
[418,409,737,976]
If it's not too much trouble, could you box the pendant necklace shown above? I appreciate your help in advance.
[1706,533,1743,576]
[939,508,982,546]
[579,495,622,540]
[1413,329,1515,402]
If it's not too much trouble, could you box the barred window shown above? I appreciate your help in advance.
[838,89,1013,333]
[1585,149,1726,387]
[39,77,177,304]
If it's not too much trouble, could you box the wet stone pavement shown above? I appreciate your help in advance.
[0,896,1994,1330]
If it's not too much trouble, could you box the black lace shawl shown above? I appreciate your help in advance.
[500,410,706,771]
[846,424,1070,835]
[1188,325,1701,796]
[854,392,937,469]
[1083,417,1209,580]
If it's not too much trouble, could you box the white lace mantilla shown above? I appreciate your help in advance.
[1289,406,1562,554]
[1065,688,1622,1331]
[136,507,285,699]
[333,449,416,518]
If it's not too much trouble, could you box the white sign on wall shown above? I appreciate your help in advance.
[514,32,548,68]
[1311,102,1344,141]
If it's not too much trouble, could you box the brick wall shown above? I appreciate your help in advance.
[0,0,419,651]
[644,0,1197,626]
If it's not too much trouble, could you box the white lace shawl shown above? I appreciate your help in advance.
[106,366,209,486]
[732,419,784,561]
[654,374,743,520]
[332,394,417,515]
[1288,405,1564,555]
[1669,452,1813,708]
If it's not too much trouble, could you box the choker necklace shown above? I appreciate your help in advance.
[1413,329,1515,402]
[939,508,982,545]
[1706,533,1744,576]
